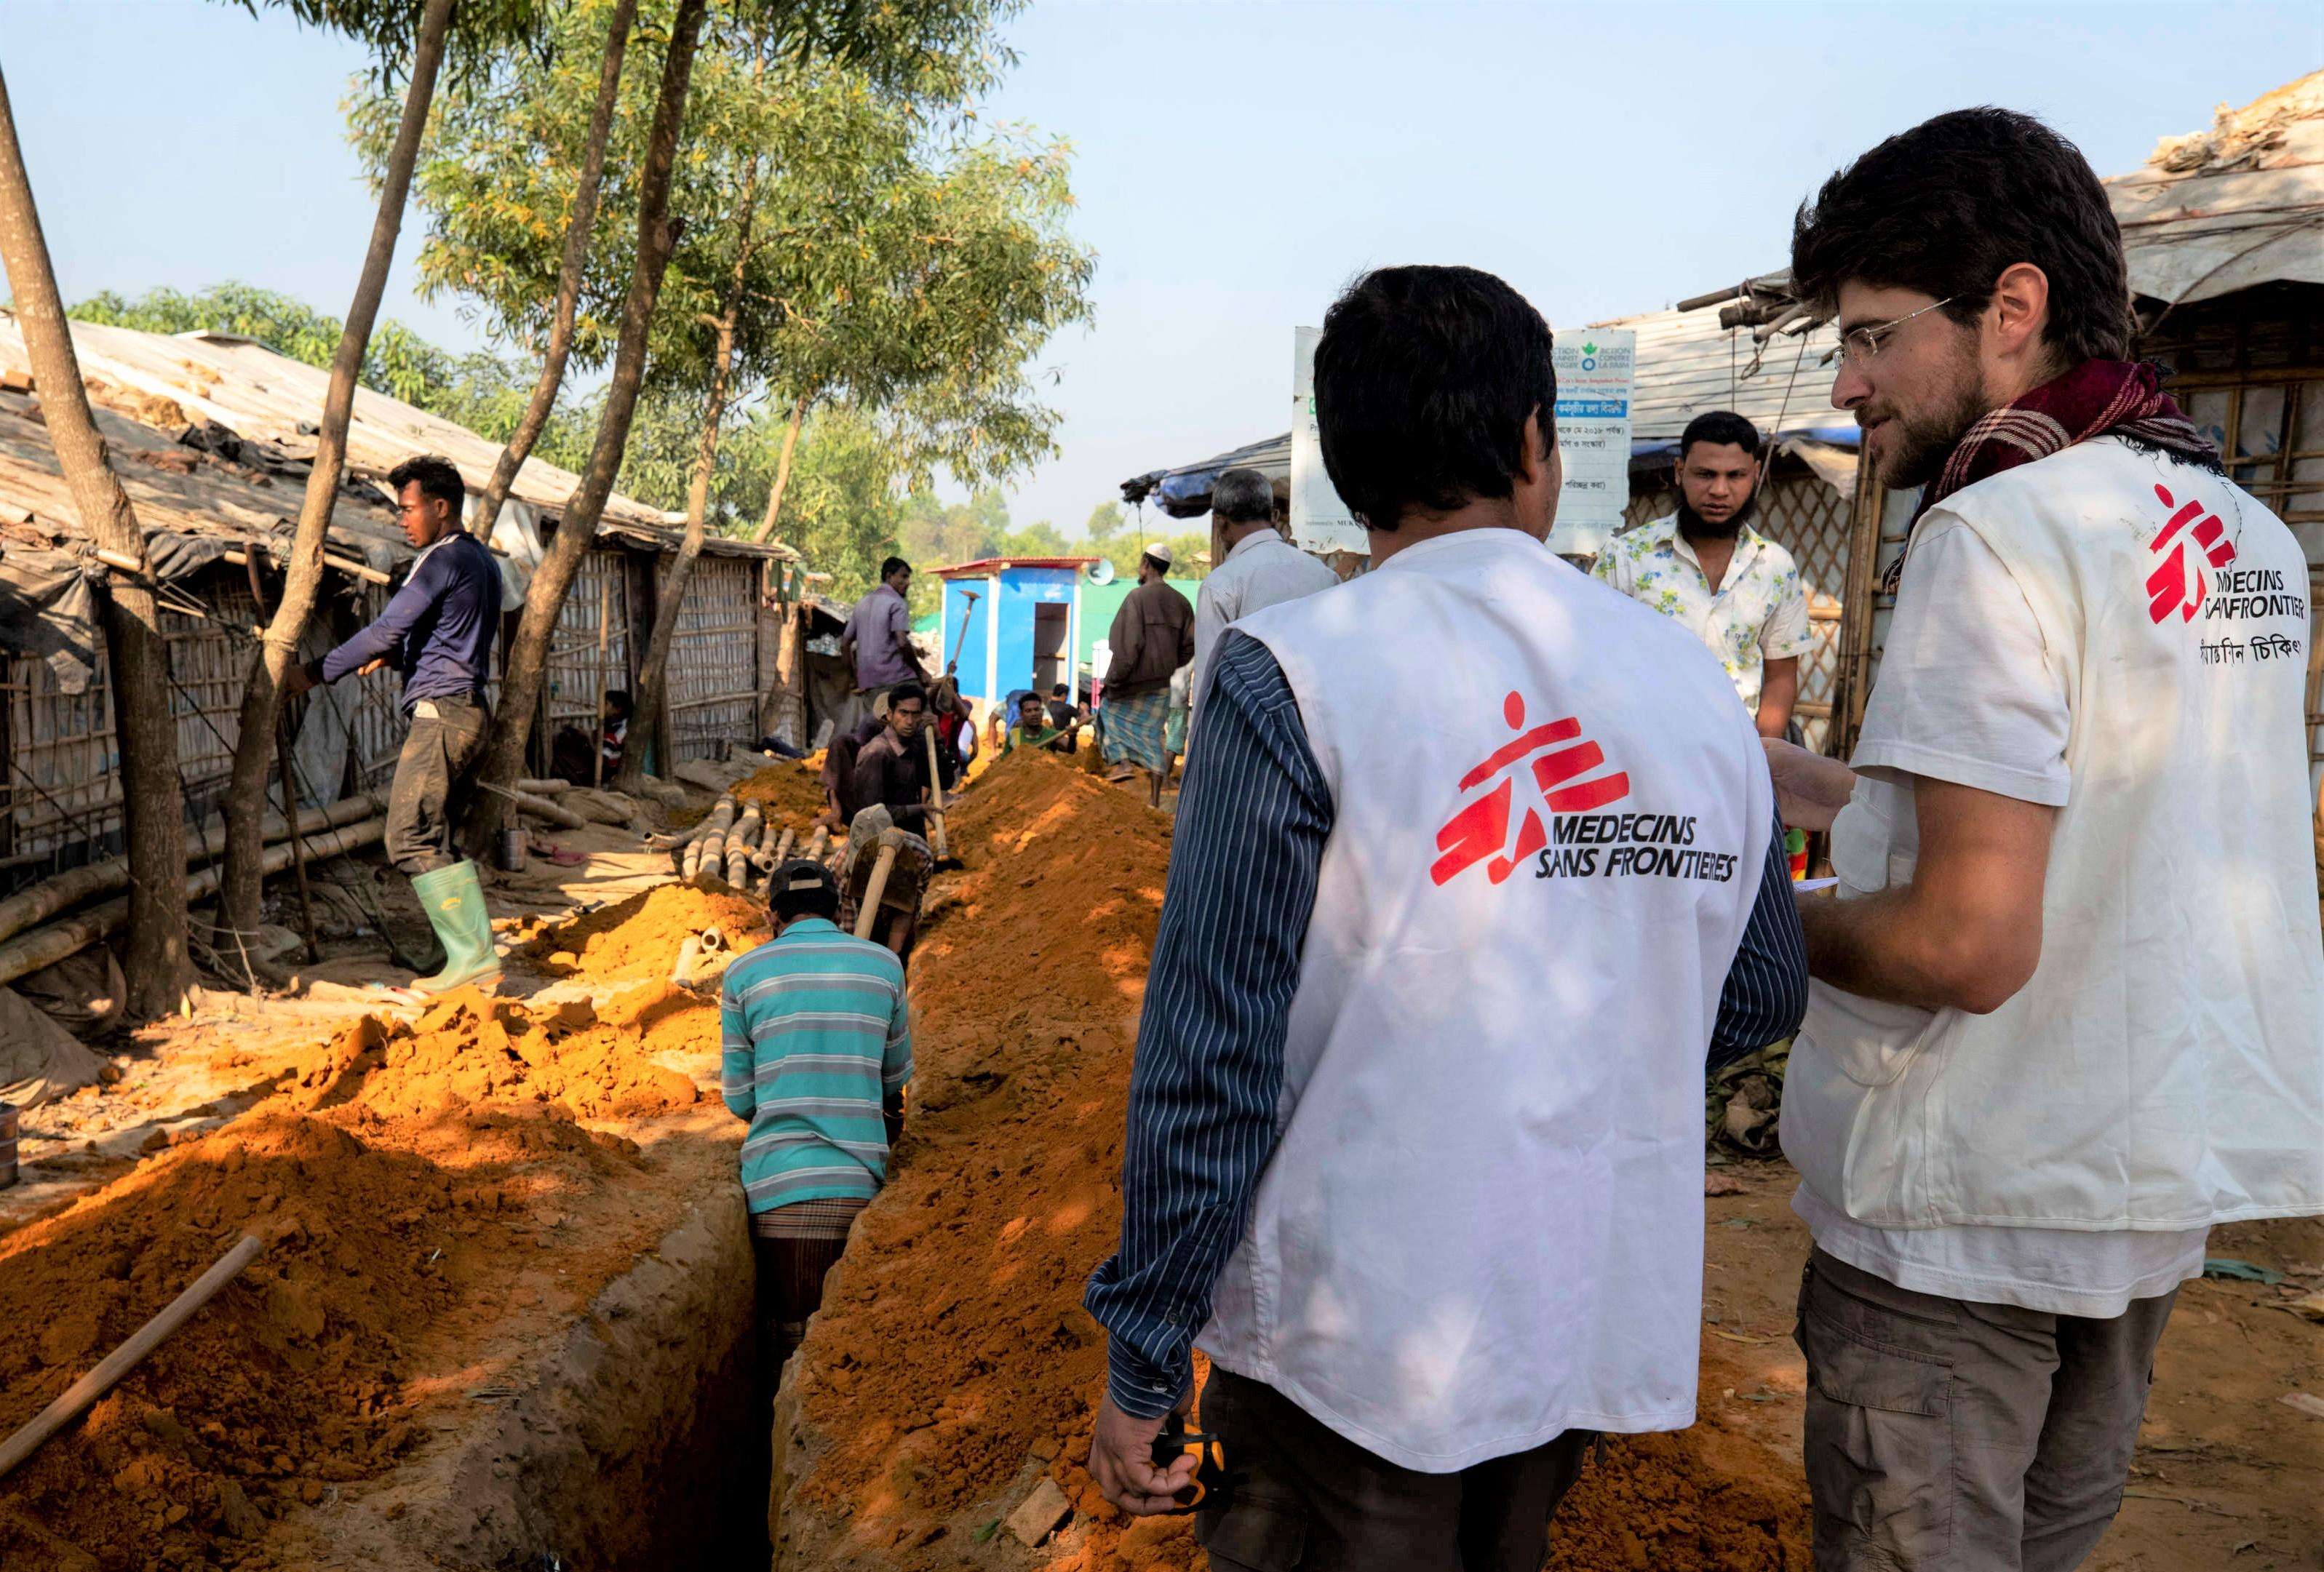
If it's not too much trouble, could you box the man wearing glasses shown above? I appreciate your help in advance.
[1767,111,2323,1570]
[286,454,504,994]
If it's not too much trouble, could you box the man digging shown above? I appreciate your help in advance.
[285,454,502,995]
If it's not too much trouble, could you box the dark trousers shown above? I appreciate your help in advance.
[384,695,490,876]
[1195,1368,1595,1572]
[1796,1248,2179,1571]
[751,1231,850,1405]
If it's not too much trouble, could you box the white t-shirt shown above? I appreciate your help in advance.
[1793,516,2208,1315]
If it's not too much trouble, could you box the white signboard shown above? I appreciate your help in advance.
[1289,327,1368,555]
[1547,327,1636,556]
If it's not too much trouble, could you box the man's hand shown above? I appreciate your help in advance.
[281,662,316,698]
[356,656,387,678]
[1763,737,1855,831]
[1088,1392,1197,1517]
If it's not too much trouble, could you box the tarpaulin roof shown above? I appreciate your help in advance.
[0,316,795,563]
[2106,71,2324,308]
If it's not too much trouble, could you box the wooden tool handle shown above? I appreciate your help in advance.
[0,1234,265,1480]
[853,844,902,940]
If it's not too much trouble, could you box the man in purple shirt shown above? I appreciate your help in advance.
[285,454,502,994]
[840,556,929,696]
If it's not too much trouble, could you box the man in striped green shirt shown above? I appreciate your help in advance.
[720,860,912,1386]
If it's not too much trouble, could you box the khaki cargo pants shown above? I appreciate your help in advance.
[1795,1248,2178,1572]
[384,695,490,877]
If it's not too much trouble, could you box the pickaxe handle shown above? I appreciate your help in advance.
[923,725,950,860]
[853,842,901,940]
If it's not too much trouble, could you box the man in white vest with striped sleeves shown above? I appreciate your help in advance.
[1082,265,1809,1568]
[1768,108,2324,1571]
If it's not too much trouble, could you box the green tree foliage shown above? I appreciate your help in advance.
[354,0,1092,516]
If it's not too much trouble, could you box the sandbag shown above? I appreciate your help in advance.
[0,986,106,1108]
[12,945,125,1040]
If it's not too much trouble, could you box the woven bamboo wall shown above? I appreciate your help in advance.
[544,548,632,744]
[666,554,761,763]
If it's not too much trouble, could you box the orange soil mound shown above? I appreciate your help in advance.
[733,761,829,831]
[520,882,768,984]
[783,749,1809,1570]
[0,927,731,1570]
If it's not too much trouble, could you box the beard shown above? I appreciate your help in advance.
[1866,339,1989,489]
[1676,489,1756,541]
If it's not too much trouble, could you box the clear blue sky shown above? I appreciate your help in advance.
[4,2,2318,535]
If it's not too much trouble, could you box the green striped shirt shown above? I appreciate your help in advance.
[719,917,912,1212]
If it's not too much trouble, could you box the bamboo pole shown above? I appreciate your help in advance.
[0,1235,265,1481]
[0,818,386,989]
[0,794,380,948]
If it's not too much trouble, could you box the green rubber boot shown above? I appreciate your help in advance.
[407,860,501,995]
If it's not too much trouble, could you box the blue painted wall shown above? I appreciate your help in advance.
[942,576,996,699]
[942,565,1081,703]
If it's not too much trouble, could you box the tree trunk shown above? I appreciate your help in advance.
[466,0,709,853]
[218,0,455,946]
[615,155,764,794]
[771,586,807,748]
[469,0,638,540]
[750,391,809,542]
[0,63,191,1017]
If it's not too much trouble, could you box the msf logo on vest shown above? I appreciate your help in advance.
[1430,692,1630,886]
[2147,482,2237,623]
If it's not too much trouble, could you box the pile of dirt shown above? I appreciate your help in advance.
[0,895,740,1572]
[520,882,768,985]
[733,761,829,831]
[777,749,1810,1570]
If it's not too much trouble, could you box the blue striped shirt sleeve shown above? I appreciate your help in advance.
[883,976,913,1091]
[720,970,756,1122]
[1084,631,1332,1420]
[1706,805,1809,1069]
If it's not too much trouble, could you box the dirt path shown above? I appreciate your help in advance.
[1690,1162,2324,1572]
[0,782,802,1571]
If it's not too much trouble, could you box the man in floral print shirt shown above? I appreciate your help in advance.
[1593,411,1815,738]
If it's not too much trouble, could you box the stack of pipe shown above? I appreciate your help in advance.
[725,804,762,889]
[683,798,736,881]
[0,805,388,989]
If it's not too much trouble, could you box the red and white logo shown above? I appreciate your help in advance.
[2147,482,2235,624]
[1430,691,1630,887]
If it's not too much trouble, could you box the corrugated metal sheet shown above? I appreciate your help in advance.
[1590,300,1854,452]
[0,315,794,563]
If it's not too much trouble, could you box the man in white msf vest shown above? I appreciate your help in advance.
[1082,265,1808,1568]
[1767,108,2324,1571]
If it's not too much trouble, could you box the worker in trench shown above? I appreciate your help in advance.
[284,453,502,994]
[1083,266,1807,1567]
[720,859,911,1403]
[1764,109,2324,1571]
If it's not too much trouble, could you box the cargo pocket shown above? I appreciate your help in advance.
[1196,1487,1309,1572]
[1797,1300,1954,1562]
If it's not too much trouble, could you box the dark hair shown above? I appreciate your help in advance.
[1679,411,1762,462]
[603,688,633,717]
[387,453,466,514]
[1790,108,2133,364]
[888,680,927,711]
[1140,552,1169,575]
[1211,467,1275,526]
[769,859,838,925]
[1050,683,1068,698]
[880,556,910,582]
[1018,693,1043,712]
[1313,266,1556,532]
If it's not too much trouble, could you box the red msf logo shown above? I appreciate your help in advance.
[1430,691,1631,887]
[2147,482,2235,624]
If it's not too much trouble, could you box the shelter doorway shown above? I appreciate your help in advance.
[1031,603,1069,695]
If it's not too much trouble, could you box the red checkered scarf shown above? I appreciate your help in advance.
[1885,359,2220,593]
